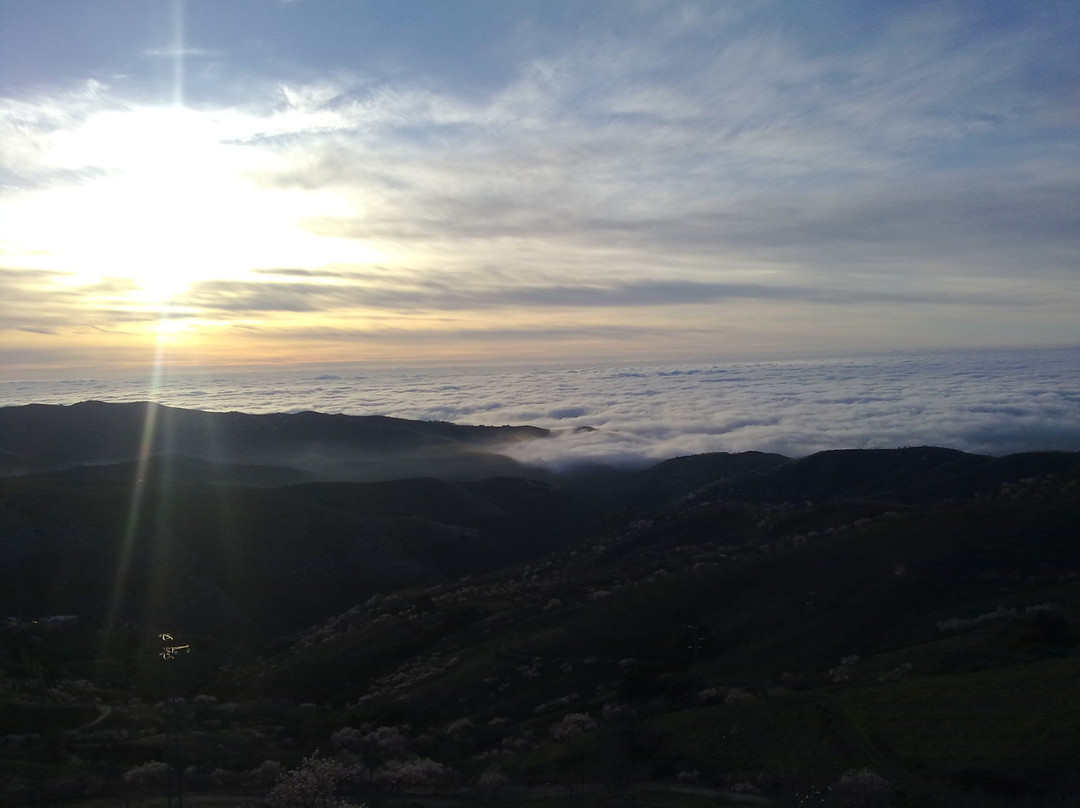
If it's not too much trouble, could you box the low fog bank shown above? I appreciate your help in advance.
[484,349,1080,470]
[4,348,1078,471]
[501,410,1080,474]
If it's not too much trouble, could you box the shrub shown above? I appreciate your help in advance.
[331,726,363,751]
[824,768,892,807]
[123,761,170,788]
[550,712,597,740]
[446,718,474,740]
[246,760,282,790]
[478,770,510,788]
[266,753,368,808]
[361,725,411,760]
[373,757,450,788]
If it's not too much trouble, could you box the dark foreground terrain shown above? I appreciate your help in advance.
[1,402,1078,807]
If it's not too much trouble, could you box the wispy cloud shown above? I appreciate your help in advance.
[177,273,1028,316]
[1,2,1077,366]
[142,47,222,60]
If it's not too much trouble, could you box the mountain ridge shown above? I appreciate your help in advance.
[0,400,551,482]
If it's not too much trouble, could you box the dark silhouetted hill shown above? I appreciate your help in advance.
[604,445,1080,508]
[0,401,550,482]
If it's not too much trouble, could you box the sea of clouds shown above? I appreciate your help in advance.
[3,347,1078,470]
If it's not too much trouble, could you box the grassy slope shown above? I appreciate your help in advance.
[2,448,1079,806]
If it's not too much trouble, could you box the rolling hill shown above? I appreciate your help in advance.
[1,401,1078,807]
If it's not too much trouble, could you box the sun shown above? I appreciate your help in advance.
[47,107,273,302]
[5,105,381,307]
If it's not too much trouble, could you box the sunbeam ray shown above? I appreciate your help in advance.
[103,335,168,637]
[170,0,186,108]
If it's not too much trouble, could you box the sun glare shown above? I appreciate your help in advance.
[5,105,382,309]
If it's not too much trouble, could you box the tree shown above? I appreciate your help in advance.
[550,712,597,740]
[123,762,170,806]
[824,768,893,807]
[266,753,368,808]
[373,757,451,789]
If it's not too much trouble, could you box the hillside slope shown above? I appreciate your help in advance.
[0,401,549,481]
[2,419,1079,807]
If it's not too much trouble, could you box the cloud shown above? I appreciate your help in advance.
[0,267,156,330]
[177,272,1031,317]
[1,2,1078,365]
[142,47,222,60]
[11,347,1075,465]
[234,321,674,348]
[459,349,1080,467]
[222,5,1078,304]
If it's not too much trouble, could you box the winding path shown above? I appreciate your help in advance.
[71,703,113,733]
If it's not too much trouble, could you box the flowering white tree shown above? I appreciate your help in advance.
[550,712,597,740]
[331,726,363,752]
[445,718,474,743]
[477,768,511,801]
[824,768,893,807]
[122,761,171,807]
[360,725,411,761]
[373,757,451,789]
[123,761,170,787]
[266,753,368,808]
[245,760,282,790]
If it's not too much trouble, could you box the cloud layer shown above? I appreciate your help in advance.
[1,2,1078,368]
[5,348,1078,467]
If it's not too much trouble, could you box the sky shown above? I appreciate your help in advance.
[1,0,1078,374]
